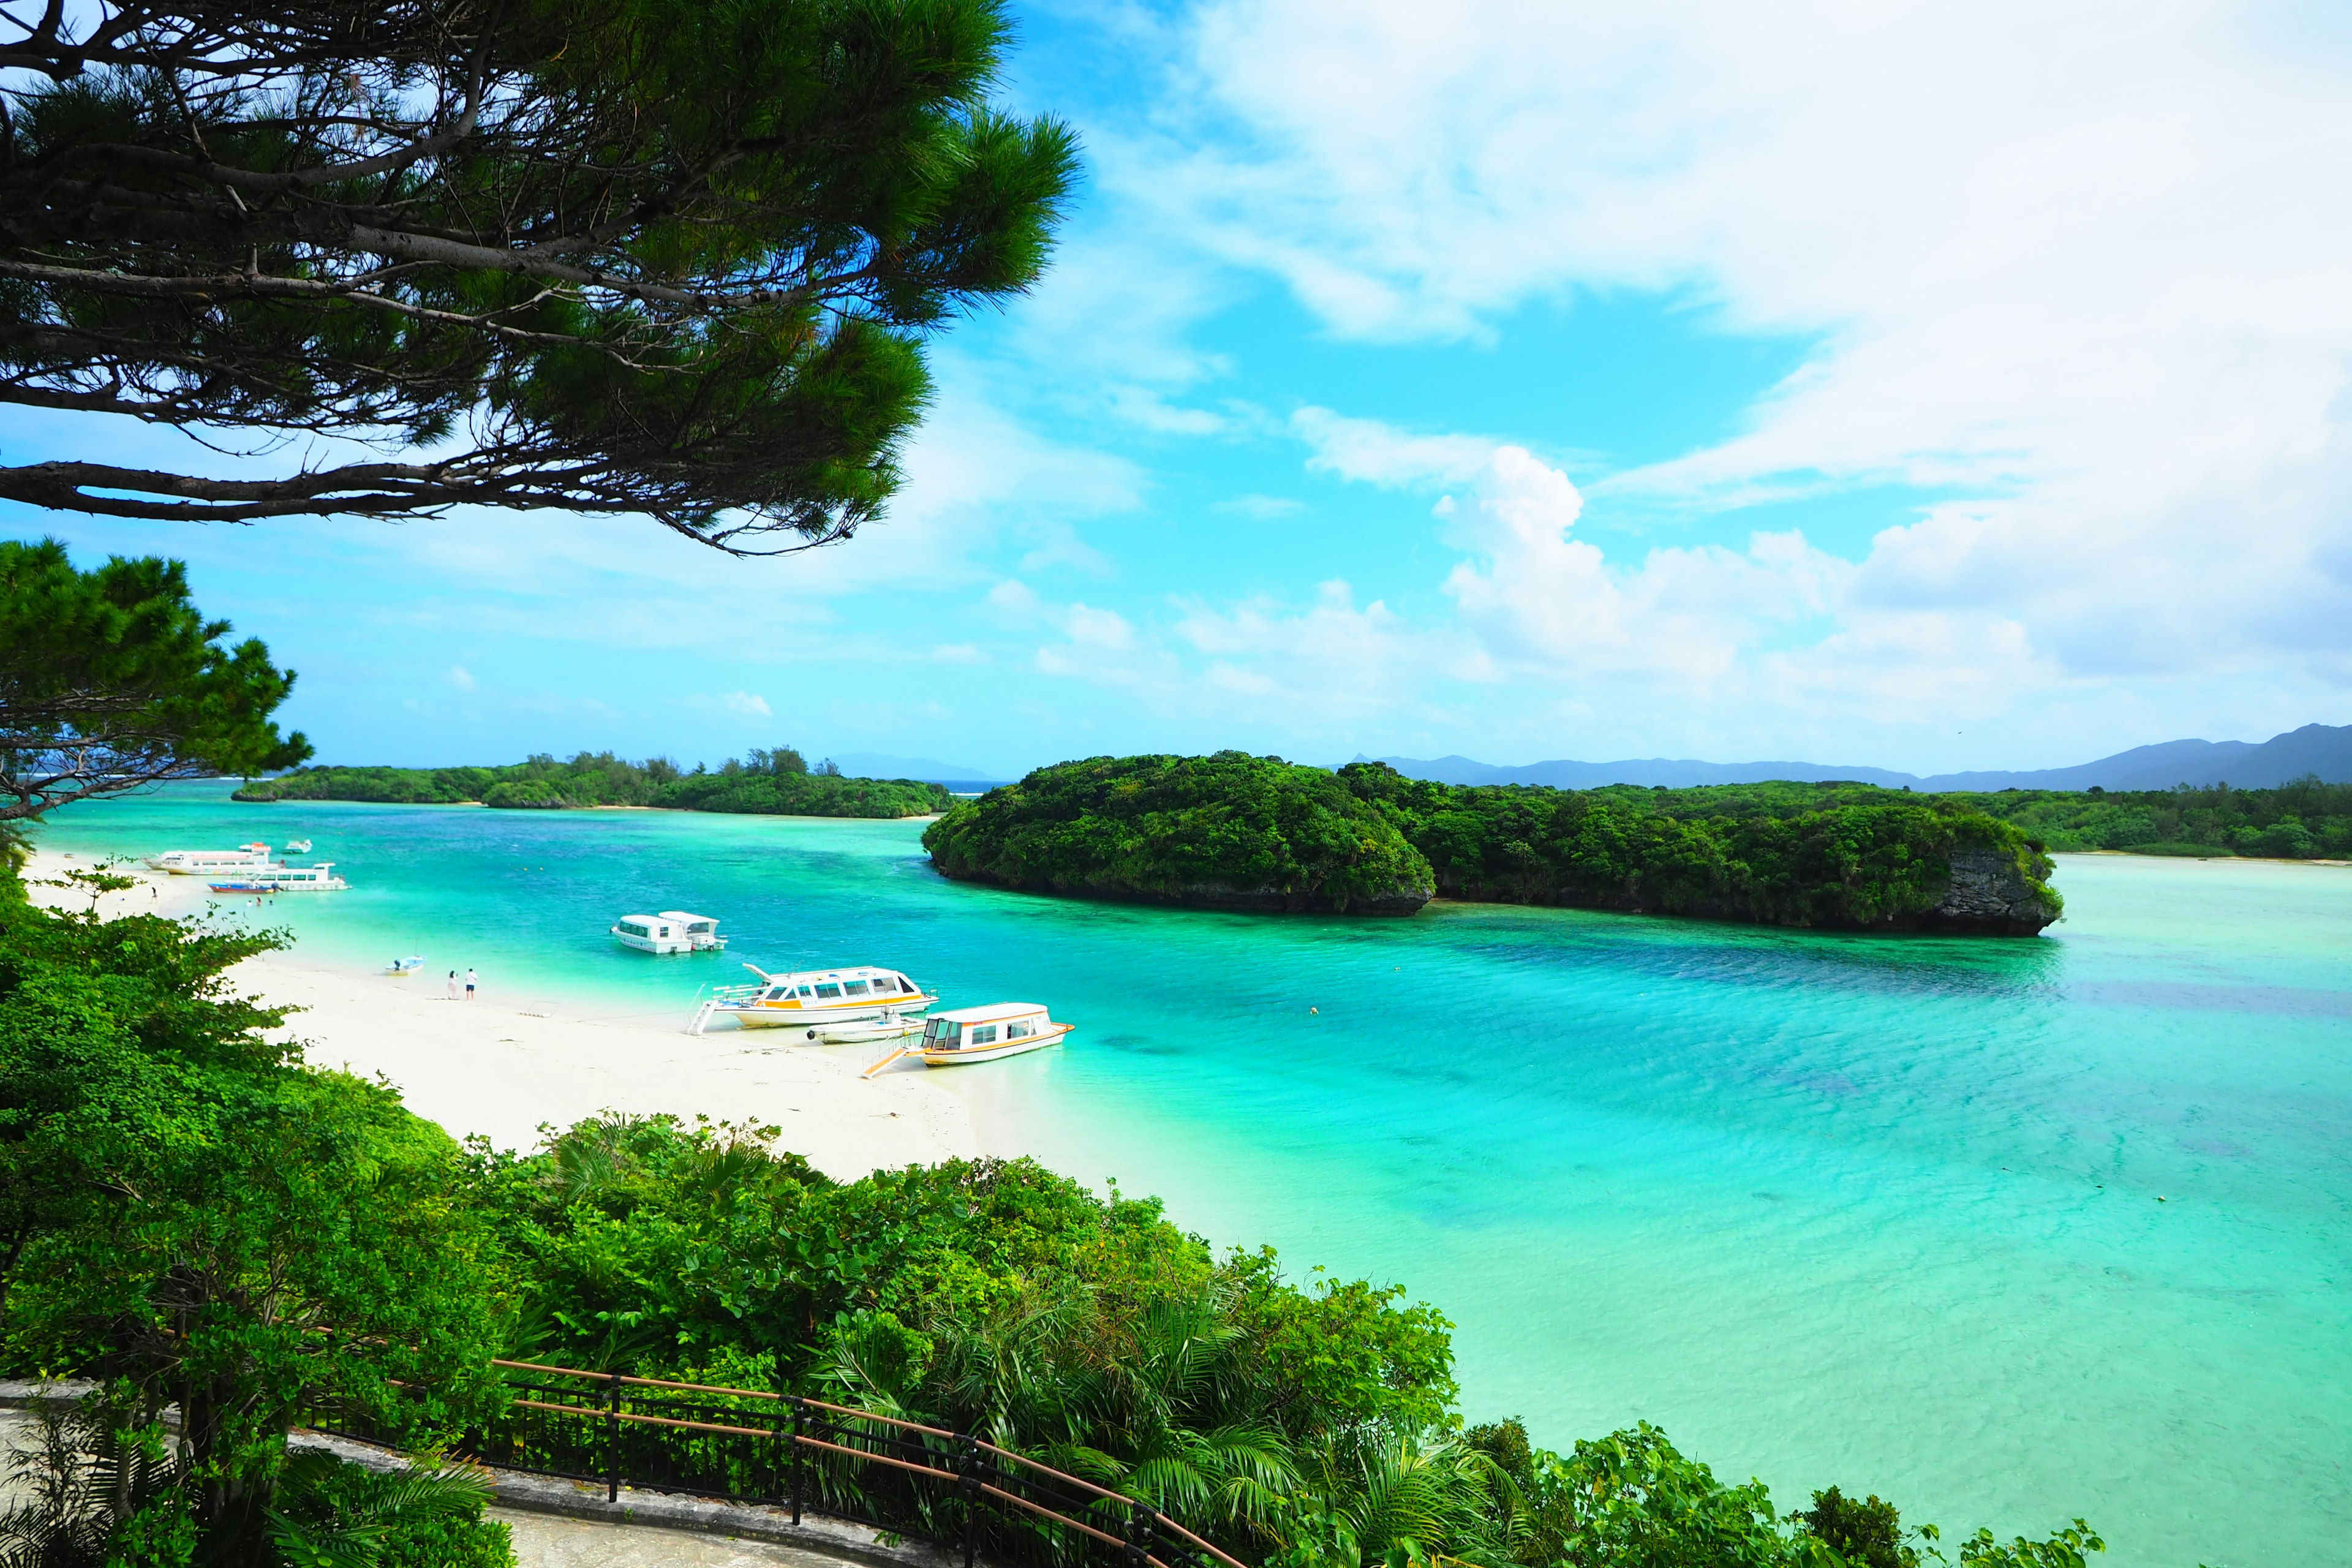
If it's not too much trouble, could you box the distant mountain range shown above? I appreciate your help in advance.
[1357,722,2352,793]
[832,752,998,783]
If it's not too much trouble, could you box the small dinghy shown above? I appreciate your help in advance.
[388,956,426,977]
[810,1009,923,1044]
[285,839,313,853]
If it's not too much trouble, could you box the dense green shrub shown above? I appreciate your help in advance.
[234,750,951,817]
[922,752,1437,912]
[925,757,2057,931]
[1954,776,2352,859]
[1339,766,2059,932]
[0,899,504,1561]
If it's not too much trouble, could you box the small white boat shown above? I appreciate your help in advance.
[862,1003,1073,1077]
[810,1010,924,1045]
[149,843,276,875]
[658,911,727,951]
[613,914,694,954]
[285,839,313,853]
[689,964,935,1035]
[388,956,426,976]
[208,862,348,892]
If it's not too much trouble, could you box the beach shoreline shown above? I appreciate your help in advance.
[21,848,978,1177]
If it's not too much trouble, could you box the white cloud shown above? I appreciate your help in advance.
[1292,407,1498,485]
[722,692,772,718]
[447,665,475,690]
[1090,0,2352,751]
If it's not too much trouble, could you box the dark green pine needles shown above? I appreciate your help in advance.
[0,0,1077,550]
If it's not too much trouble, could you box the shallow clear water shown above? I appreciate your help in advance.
[31,785,2352,1567]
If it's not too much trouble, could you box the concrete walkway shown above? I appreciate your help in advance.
[501,1510,870,1568]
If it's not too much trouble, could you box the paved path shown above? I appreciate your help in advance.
[501,1509,860,1568]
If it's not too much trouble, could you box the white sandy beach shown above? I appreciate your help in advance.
[23,849,977,1177]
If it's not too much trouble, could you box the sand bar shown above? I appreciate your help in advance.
[21,850,976,1177]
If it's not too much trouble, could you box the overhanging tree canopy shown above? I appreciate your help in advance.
[0,0,1077,551]
[0,538,311,822]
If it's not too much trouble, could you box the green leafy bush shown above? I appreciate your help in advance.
[921,752,1437,912]
[924,756,2058,931]
[234,750,951,817]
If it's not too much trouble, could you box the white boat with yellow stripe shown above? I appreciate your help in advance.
[688,964,935,1036]
[861,1003,1073,1077]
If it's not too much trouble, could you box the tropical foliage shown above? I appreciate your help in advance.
[1957,777,2352,859]
[1340,767,2059,932]
[921,752,1437,912]
[923,755,2060,931]
[0,895,505,1562]
[0,540,309,824]
[234,751,952,816]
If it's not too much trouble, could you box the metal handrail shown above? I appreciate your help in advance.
[455,1360,1251,1568]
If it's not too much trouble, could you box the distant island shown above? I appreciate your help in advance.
[923,753,2062,933]
[234,748,952,818]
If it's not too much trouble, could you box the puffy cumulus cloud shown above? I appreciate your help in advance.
[1436,445,1853,686]
[1107,0,2352,748]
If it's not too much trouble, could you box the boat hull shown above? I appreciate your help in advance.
[919,1023,1072,1066]
[719,993,937,1030]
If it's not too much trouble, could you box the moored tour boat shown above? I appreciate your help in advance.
[861,1003,1072,1077]
[149,843,275,875]
[612,913,711,954]
[208,862,348,892]
[659,911,726,951]
[688,964,935,1035]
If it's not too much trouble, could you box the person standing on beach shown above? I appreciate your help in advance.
[465,967,478,1000]
[447,970,459,1000]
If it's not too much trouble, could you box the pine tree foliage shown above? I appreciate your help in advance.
[0,0,1077,549]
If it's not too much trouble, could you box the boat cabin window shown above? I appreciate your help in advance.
[797,986,815,998]
[813,982,843,1000]
[842,979,870,996]
[970,1024,1000,1045]
[924,1018,961,1048]
[763,986,791,1000]
[620,921,650,937]
[1005,1019,1033,1039]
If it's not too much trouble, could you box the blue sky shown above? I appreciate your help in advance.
[10,0,2352,778]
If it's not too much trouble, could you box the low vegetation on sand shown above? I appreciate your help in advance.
[0,884,2104,1568]
[233,748,952,818]
[924,754,2061,933]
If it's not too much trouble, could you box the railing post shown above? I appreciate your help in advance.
[605,1372,622,1504]
[956,1433,982,1568]
[1126,1499,1155,1568]
[788,1398,804,1526]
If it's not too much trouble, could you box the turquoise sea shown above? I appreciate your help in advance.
[28,783,2351,1568]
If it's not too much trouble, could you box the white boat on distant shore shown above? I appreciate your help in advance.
[612,911,727,955]
[689,965,935,1035]
[862,1003,1072,1077]
[148,843,275,875]
[208,862,348,892]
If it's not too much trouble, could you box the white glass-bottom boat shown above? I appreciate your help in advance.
[861,1003,1073,1077]
[612,911,726,955]
[150,843,276,875]
[688,965,935,1035]
[207,862,347,892]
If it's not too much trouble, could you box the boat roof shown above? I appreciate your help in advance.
[616,913,668,922]
[657,910,718,922]
[748,965,909,983]
[933,1002,1049,1023]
